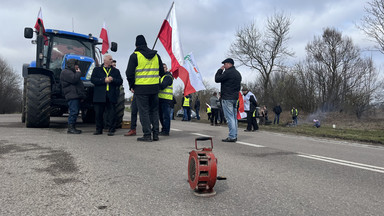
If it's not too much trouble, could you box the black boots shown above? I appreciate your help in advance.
[67,124,82,134]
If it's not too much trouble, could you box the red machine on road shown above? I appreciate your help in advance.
[188,137,218,196]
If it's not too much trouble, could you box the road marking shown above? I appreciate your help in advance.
[191,133,211,137]
[236,141,265,148]
[170,128,182,131]
[298,154,384,174]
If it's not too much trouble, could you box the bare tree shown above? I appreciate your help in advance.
[358,0,384,54]
[229,12,294,105]
[345,57,382,118]
[0,56,22,114]
[305,28,363,111]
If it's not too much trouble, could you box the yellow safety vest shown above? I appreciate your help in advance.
[207,107,211,114]
[291,109,298,117]
[134,51,160,85]
[158,74,173,100]
[183,97,190,107]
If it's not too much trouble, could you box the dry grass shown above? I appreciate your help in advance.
[259,110,384,145]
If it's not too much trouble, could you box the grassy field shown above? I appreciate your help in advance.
[248,111,384,145]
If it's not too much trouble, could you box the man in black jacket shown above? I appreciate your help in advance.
[158,63,173,136]
[215,58,242,142]
[126,35,165,142]
[60,59,86,134]
[273,104,282,124]
[91,54,123,136]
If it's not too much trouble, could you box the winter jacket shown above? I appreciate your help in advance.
[273,105,282,114]
[215,66,242,100]
[243,91,257,112]
[60,64,85,101]
[126,45,165,95]
[91,66,123,103]
[210,96,220,109]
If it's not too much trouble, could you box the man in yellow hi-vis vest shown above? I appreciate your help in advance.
[158,63,173,136]
[182,94,192,121]
[126,35,165,142]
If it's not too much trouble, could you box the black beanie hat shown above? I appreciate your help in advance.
[135,35,147,46]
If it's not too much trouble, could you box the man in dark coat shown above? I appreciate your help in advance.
[194,96,201,120]
[126,35,165,142]
[215,58,242,142]
[273,104,282,124]
[91,54,123,136]
[60,59,86,134]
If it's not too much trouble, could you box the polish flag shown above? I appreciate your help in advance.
[34,7,48,44]
[157,3,205,96]
[237,92,246,119]
[34,7,45,34]
[99,22,109,55]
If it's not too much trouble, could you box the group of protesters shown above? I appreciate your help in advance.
[61,33,303,143]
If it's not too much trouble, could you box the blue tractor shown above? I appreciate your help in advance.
[22,25,125,128]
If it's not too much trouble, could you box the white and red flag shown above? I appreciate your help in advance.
[34,7,48,44]
[157,2,205,96]
[237,92,246,119]
[183,53,206,94]
[99,22,109,54]
[34,7,45,34]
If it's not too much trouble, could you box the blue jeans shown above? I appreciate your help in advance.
[195,108,200,120]
[67,99,80,125]
[222,100,238,139]
[159,101,171,133]
[274,114,280,124]
[293,116,298,125]
[170,108,174,119]
[183,107,191,121]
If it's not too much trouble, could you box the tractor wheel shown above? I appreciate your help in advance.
[25,74,51,128]
[115,86,126,128]
[82,108,95,123]
[21,78,27,123]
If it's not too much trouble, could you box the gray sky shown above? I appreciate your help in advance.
[0,0,381,97]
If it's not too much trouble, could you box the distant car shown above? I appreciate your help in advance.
[176,108,196,118]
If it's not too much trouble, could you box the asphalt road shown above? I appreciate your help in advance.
[1,113,383,215]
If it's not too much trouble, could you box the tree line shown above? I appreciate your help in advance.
[225,2,384,119]
[0,56,22,114]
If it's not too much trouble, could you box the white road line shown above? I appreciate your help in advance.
[236,141,265,148]
[170,128,182,131]
[190,133,211,137]
[298,154,384,174]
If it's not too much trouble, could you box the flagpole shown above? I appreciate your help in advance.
[152,1,175,50]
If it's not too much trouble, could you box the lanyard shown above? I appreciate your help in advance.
[103,67,111,91]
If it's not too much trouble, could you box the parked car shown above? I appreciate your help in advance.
[176,109,196,118]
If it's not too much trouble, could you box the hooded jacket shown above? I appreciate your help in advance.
[60,59,86,100]
[126,45,165,94]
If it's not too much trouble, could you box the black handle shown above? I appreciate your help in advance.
[195,136,212,141]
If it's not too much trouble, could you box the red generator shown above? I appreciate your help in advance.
[188,137,217,197]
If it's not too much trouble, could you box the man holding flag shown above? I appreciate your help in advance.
[156,2,205,96]
[126,35,165,142]
[215,58,242,142]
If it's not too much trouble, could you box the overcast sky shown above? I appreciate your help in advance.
[0,0,381,97]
